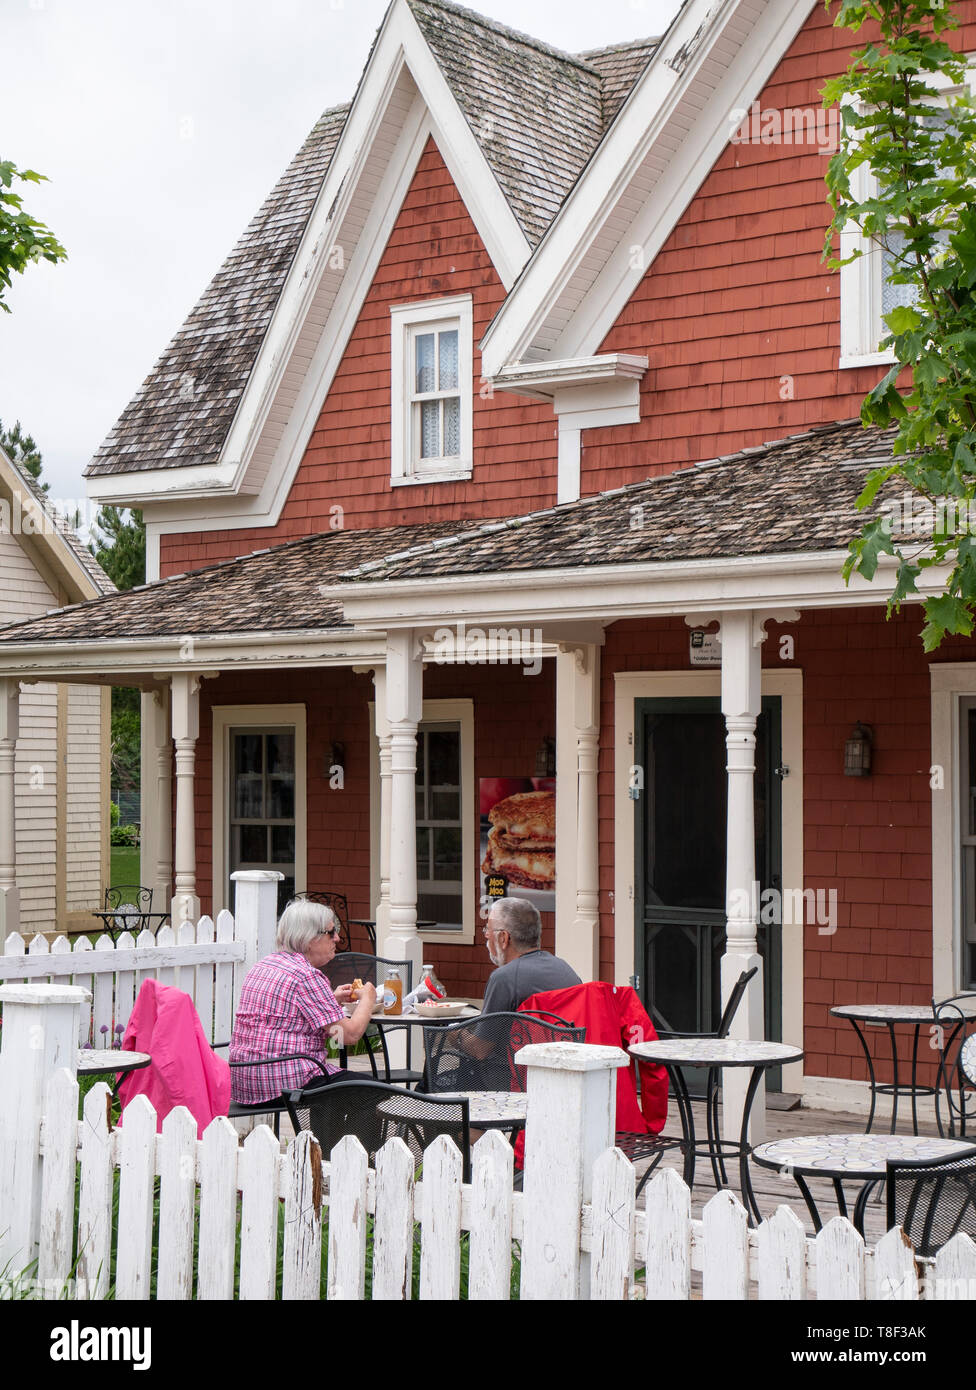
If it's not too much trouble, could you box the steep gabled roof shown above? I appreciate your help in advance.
[407,0,606,246]
[0,445,115,599]
[85,0,659,486]
[337,420,899,582]
[86,105,349,480]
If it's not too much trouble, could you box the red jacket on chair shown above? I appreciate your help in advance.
[519,981,668,1134]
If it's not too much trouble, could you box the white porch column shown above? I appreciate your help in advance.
[0,679,19,938]
[140,687,173,914]
[170,672,200,925]
[555,644,601,980]
[382,632,423,985]
[717,610,765,1143]
[373,667,393,939]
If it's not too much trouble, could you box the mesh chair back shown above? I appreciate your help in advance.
[325,952,414,994]
[933,992,976,1136]
[105,884,153,913]
[294,891,351,951]
[886,1148,976,1256]
[288,1078,471,1181]
[422,1012,585,1094]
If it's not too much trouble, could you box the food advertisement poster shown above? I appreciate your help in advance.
[479,778,556,913]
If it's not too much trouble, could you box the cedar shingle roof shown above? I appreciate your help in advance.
[85,2,659,483]
[85,106,349,480]
[0,521,472,645]
[340,421,901,582]
[408,0,605,246]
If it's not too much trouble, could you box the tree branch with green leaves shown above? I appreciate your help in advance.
[0,160,66,311]
[824,0,976,649]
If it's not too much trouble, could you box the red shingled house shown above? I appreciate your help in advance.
[2,0,975,1119]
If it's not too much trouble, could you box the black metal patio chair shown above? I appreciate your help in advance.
[421,1011,584,1095]
[293,890,351,952]
[886,1146,976,1257]
[324,953,418,1085]
[228,1052,336,1137]
[287,1076,472,1182]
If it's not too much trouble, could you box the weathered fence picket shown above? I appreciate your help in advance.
[757,1204,807,1300]
[590,1147,636,1300]
[76,1081,113,1300]
[238,1125,282,1300]
[198,1117,239,1300]
[816,1215,865,1300]
[157,1106,197,1299]
[419,1135,463,1300]
[115,1095,157,1299]
[38,1068,78,1295]
[282,1131,322,1301]
[643,1164,691,1299]
[467,1130,513,1301]
[372,1137,415,1300]
[327,1135,368,1300]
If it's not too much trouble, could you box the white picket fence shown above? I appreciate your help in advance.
[1,1002,973,1302]
[0,916,242,1048]
[0,870,281,1049]
[15,1068,976,1301]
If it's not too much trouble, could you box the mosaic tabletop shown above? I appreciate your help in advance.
[630,1039,804,1068]
[431,1091,528,1126]
[77,1049,151,1075]
[961,1034,976,1082]
[752,1133,976,1178]
[831,1002,976,1023]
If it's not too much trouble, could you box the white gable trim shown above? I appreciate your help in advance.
[480,0,813,375]
[99,0,531,557]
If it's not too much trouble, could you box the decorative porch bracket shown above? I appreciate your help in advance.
[688,609,799,1143]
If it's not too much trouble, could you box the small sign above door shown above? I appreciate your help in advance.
[689,630,721,667]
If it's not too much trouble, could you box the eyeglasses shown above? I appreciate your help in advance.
[319,927,339,940]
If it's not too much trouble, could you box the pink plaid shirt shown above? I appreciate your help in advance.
[229,951,344,1104]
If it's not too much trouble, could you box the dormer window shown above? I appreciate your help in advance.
[391,295,473,485]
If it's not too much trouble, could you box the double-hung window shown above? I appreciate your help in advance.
[839,66,975,368]
[390,295,473,485]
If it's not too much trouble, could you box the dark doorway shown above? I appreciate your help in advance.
[634,696,783,1083]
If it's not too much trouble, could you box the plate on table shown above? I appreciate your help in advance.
[414,1000,468,1020]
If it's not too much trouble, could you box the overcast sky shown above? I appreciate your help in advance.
[0,0,682,510]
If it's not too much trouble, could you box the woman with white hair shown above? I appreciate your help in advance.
[229,898,377,1105]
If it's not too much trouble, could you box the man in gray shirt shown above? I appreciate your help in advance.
[481,897,581,1014]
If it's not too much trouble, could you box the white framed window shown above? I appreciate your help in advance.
[839,65,975,369]
[390,295,473,485]
[212,704,307,916]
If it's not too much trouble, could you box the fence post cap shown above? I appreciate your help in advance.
[0,983,91,1006]
[514,1041,630,1072]
[230,870,284,882]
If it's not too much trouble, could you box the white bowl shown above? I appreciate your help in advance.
[414,1000,468,1019]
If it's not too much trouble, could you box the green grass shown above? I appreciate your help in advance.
[109,847,141,887]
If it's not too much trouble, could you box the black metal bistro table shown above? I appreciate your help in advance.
[751,1132,976,1233]
[830,1002,976,1135]
[629,1037,804,1225]
[89,910,170,944]
[77,1049,151,1079]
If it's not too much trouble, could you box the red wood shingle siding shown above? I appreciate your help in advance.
[159,139,558,578]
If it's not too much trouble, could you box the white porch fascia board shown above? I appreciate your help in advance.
[479,0,810,375]
[325,549,946,630]
[95,0,531,539]
[0,629,388,681]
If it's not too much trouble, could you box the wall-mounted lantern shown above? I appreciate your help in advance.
[844,722,873,777]
[535,736,556,778]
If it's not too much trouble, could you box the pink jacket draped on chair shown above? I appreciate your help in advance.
[117,979,231,1138]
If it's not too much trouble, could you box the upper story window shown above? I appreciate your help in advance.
[839,67,974,369]
[390,295,473,485]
